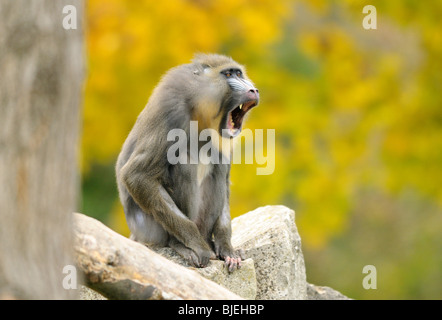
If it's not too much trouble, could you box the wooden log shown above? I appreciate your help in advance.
[73,213,242,300]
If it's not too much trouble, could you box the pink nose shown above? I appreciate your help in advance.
[246,89,259,101]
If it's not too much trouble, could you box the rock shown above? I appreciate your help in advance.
[79,285,107,300]
[77,205,352,300]
[155,247,257,300]
[231,205,307,300]
[306,283,352,300]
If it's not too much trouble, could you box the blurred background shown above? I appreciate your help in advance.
[81,0,442,299]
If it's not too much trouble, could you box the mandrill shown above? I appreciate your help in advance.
[116,54,259,272]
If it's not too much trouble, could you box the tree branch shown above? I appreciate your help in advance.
[73,213,242,300]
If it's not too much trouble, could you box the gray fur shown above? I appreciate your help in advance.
[116,54,258,270]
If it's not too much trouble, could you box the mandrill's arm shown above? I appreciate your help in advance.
[120,146,214,267]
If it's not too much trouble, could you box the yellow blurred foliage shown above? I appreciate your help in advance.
[82,0,442,299]
[83,0,442,238]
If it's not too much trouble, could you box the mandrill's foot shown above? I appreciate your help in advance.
[169,238,215,268]
[216,246,245,273]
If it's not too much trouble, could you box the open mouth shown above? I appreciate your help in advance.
[226,100,257,137]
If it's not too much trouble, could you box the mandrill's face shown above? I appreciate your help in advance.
[212,66,259,138]
[219,67,259,138]
[190,55,259,139]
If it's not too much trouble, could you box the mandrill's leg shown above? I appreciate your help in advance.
[212,206,245,272]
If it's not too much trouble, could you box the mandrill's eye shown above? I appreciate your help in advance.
[236,70,242,77]
[226,72,231,77]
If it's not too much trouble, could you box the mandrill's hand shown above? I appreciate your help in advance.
[215,244,245,273]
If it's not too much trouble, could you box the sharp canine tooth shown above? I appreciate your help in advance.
[239,104,243,110]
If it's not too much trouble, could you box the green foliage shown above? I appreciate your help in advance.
[82,0,442,299]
